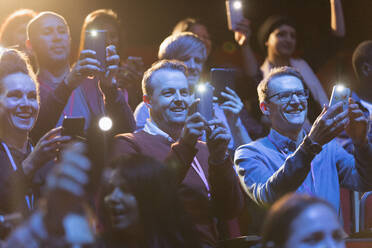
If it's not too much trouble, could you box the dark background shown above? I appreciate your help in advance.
[0,0,371,92]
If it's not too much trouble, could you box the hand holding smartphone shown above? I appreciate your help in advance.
[84,30,107,69]
[195,83,214,121]
[61,117,85,137]
[210,68,237,103]
[226,0,244,30]
[329,85,351,112]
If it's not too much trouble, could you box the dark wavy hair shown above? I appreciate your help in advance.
[97,154,201,248]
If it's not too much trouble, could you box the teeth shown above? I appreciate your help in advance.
[16,113,32,118]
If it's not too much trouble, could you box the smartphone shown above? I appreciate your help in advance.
[195,83,214,121]
[61,117,85,137]
[210,68,237,103]
[329,85,351,112]
[84,30,107,69]
[226,0,244,30]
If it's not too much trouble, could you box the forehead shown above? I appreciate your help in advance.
[36,15,68,30]
[268,74,304,93]
[1,72,36,92]
[273,24,296,34]
[290,204,340,235]
[151,69,188,90]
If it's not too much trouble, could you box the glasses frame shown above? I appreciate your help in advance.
[266,89,309,103]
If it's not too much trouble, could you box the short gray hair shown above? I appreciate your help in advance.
[142,60,188,96]
[257,66,305,103]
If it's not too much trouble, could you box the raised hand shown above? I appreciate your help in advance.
[206,119,231,163]
[100,45,120,89]
[233,18,252,46]
[220,87,243,125]
[308,102,349,146]
[180,112,207,147]
[22,127,72,177]
[66,49,103,89]
[346,98,369,145]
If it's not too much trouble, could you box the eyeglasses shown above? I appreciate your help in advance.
[267,89,309,103]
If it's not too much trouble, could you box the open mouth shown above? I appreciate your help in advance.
[15,112,33,119]
[170,107,186,112]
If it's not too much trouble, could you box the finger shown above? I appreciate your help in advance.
[220,101,241,108]
[79,57,102,68]
[187,121,206,130]
[56,177,84,196]
[349,109,365,119]
[106,45,117,57]
[208,127,228,140]
[79,65,104,75]
[220,106,239,114]
[43,136,72,147]
[224,87,239,97]
[324,102,343,118]
[207,119,225,128]
[79,49,97,60]
[106,54,120,66]
[220,92,240,103]
[39,127,63,141]
[58,164,89,184]
[62,152,91,171]
[188,112,207,124]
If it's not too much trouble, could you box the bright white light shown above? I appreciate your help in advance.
[233,1,242,10]
[90,30,98,37]
[99,117,112,131]
[196,84,206,93]
[336,84,345,92]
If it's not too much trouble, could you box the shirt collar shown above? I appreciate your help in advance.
[143,119,175,143]
[268,128,304,154]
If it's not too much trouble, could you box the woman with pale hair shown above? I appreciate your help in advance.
[134,32,251,151]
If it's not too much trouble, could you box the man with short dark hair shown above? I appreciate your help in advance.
[111,60,244,248]
[26,11,135,141]
[235,66,372,216]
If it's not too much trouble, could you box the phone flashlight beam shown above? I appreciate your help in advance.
[233,1,242,10]
[336,84,345,92]
[90,30,98,37]
[99,116,112,131]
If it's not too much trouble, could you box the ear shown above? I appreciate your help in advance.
[143,95,151,109]
[260,101,270,116]
[361,62,371,78]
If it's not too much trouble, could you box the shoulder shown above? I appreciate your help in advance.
[234,137,269,162]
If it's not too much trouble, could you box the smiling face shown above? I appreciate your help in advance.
[104,171,139,232]
[264,74,307,135]
[30,14,70,66]
[176,48,205,87]
[285,204,346,248]
[266,24,296,58]
[146,69,191,129]
[0,72,39,135]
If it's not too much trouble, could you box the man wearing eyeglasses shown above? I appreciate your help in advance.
[234,66,372,216]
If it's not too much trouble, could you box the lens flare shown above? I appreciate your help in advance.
[99,116,112,131]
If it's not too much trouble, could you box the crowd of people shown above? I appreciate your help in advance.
[0,1,370,247]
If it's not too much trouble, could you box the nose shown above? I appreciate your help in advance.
[188,58,196,70]
[107,188,122,204]
[52,30,63,41]
[19,95,32,107]
[289,94,301,104]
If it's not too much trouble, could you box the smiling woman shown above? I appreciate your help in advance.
[0,49,72,238]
